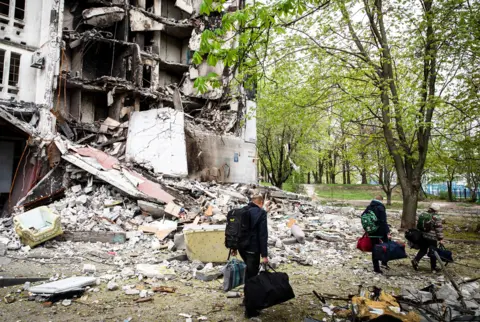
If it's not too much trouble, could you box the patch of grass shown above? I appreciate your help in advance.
[259,181,273,187]
[314,184,402,201]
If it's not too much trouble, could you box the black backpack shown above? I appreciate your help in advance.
[225,206,251,250]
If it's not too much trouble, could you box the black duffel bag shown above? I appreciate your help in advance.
[405,228,423,244]
[245,265,295,311]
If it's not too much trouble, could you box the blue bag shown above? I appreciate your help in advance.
[373,241,407,263]
[429,245,454,263]
[223,258,246,292]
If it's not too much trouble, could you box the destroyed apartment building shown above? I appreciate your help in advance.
[0,0,258,217]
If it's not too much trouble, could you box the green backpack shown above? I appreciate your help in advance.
[417,212,433,232]
[361,210,379,235]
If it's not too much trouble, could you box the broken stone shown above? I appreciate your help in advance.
[226,291,240,298]
[174,233,186,250]
[291,225,305,244]
[282,237,298,245]
[436,283,458,302]
[0,243,6,256]
[314,231,342,242]
[465,300,479,309]
[136,264,176,280]
[83,264,96,274]
[107,281,118,291]
[139,290,148,298]
[76,195,88,205]
[137,200,165,218]
[125,289,140,295]
[61,299,72,306]
[71,185,82,193]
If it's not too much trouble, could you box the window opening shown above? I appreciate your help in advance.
[14,0,24,20]
[8,52,20,87]
[0,49,5,84]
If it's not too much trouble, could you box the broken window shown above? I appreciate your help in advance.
[14,0,24,20]
[0,49,5,85]
[8,52,20,87]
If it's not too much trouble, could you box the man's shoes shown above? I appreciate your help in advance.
[411,260,419,271]
[374,269,383,274]
[381,262,391,270]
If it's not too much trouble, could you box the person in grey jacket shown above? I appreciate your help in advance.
[412,203,444,272]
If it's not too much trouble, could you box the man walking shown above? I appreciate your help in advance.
[364,195,390,274]
[231,194,269,318]
[412,203,443,272]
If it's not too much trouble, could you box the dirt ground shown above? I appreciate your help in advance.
[1,236,479,322]
[1,196,479,322]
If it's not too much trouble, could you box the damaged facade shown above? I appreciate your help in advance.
[0,0,258,216]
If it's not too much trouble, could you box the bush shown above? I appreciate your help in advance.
[438,190,456,201]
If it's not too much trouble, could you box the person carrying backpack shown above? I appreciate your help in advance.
[362,195,390,274]
[227,194,269,318]
[411,203,444,272]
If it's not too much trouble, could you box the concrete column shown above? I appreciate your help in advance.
[38,0,65,138]
[109,93,126,121]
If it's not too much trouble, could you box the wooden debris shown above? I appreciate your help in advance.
[152,286,176,293]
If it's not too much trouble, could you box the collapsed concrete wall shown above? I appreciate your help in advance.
[186,130,257,184]
[126,109,188,177]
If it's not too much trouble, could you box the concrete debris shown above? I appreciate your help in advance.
[136,264,176,280]
[83,264,96,274]
[83,7,125,28]
[61,299,72,306]
[29,277,97,295]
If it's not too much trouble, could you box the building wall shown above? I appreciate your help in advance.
[0,0,59,104]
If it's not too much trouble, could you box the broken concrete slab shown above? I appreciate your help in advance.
[129,9,165,31]
[57,142,175,204]
[175,0,194,14]
[137,200,165,218]
[29,277,97,295]
[126,109,188,177]
[314,231,343,242]
[58,231,126,244]
[165,202,182,218]
[83,7,125,28]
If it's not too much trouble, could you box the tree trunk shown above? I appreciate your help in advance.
[308,172,311,184]
[361,168,367,184]
[379,167,384,185]
[346,161,351,184]
[318,159,324,184]
[447,180,453,202]
[342,162,346,184]
[400,185,419,229]
[386,189,392,206]
[472,189,478,203]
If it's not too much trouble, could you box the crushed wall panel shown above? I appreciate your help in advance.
[126,109,188,177]
[186,131,257,184]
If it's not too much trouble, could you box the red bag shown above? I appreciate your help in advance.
[357,233,373,252]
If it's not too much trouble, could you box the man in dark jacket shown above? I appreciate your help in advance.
[231,194,269,318]
[365,195,390,274]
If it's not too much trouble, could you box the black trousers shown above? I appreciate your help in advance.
[415,240,437,270]
[371,237,388,272]
[239,250,260,314]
